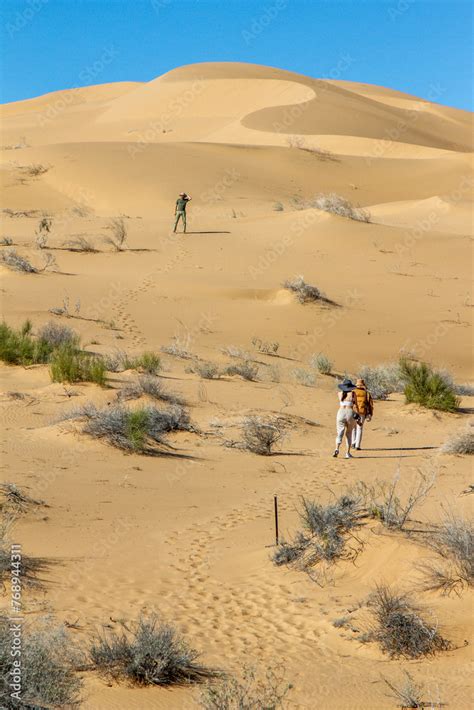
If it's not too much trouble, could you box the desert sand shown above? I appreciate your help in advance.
[0,62,473,708]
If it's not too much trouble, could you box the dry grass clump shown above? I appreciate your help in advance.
[357,363,403,400]
[161,339,195,360]
[19,163,49,178]
[441,423,474,455]
[200,665,291,709]
[224,361,259,381]
[37,320,79,349]
[252,337,279,355]
[310,352,332,375]
[104,350,161,375]
[1,248,37,272]
[119,375,182,405]
[0,514,50,588]
[104,216,128,251]
[291,368,316,387]
[0,482,45,516]
[241,416,285,455]
[283,275,333,305]
[63,236,98,252]
[220,344,252,360]
[90,614,217,686]
[0,615,83,709]
[273,493,364,572]
[187,360,222,379]
[419,511,473,595]
[0,237,13,246]
[367,585,450,659]
[400,359,460,412]
[312,192,371,222]
[383,671,443,709]
[357,471,435,530]
[69,402,193,454]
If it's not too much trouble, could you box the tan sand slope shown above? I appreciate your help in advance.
[0,62,473,709]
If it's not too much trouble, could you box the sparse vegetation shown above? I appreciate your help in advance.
[400,359,460,412]
[37,320,79,349]
[357,363,403,400]
[273,493,364,572]
[1,248,37,273]
[104,216,128,251]
[220,344,252,360]
[130,351,161,375]
[441,423,474,455]
[383,671,442,709]
[161,339,194,359]
[0,482,45,516]
[357,471,435,530]
[224,361,259,381]
[0,320,54,364]
[241,415,285,455]
[283,276,332,304]
[63,236,97,252]
[291,368,316,387]
[119,375,182,405]
[0,615,83,709]
[0,513,50,588]
[90,614,216,686]
[286,135,336,161]
[200,665,291,709]
[50,344,107,385]
[68,402,193,454]
[252,337,279,355]
[19,163,49,178]
[420,511,473,595]
[188,360,221,379]
[0,237,13,246]
[273,201,284,211]
[310,352,332,375]
[367,585,450,659]
[312,192,371,222]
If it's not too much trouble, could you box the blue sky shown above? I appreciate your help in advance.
[1,0,472,109]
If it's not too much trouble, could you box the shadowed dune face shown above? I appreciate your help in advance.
[0,62,473,710]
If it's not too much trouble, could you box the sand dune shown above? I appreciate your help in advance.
[0,62,473,709]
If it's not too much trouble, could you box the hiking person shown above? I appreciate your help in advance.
[333,378,361,459]
[173,192,192,233]
[352,378,374,450]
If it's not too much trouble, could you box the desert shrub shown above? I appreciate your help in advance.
[74,402,192,454]
[383,671,442,709]
[252,337,279,355]
[441,423,474,454]
[119,375,182,405]
[310,352,332,375]
[313,192,371,222]
[283,275,331,304]
[200,665,291,709]
[454,382,474,396]
[0,615,83,709]
[49,345,106,385]
[273,201,284,211]
[0,237,13,246]
[399,360,460,412]
[220,345,252,360]
[90,614,216,686]
[332,617,349,628]
[63,236,97,252]
[0,482,45,516]
[224,361,259,381]
[240,416,285,455]
[188,360,221,379]
[357,363,403,400]
[367,585,450,659]
[161,340,194,359]
[37,320,79,349]
[0,320,54,365]
[104,216,127,251]
[420,511,473,594]
[273,493,364,571]
[20,163,49,178]
[130,351,161,375]
[1,248,37,272]
[291,368,316,387]
[357,471,434,530]
[0,514,50,588]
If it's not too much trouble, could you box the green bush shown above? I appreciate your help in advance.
[128,351,161,375]
[0,321,54,365]
[400,360,460,412]
[50,345,106,385]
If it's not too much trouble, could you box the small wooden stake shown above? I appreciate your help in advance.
[274,495,279,546]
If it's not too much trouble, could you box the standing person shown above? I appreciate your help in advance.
[352,378,374,451]
[333,378,361,459]
[173,192,192,233]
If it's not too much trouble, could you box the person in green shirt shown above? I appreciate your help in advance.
[173,192,192,233]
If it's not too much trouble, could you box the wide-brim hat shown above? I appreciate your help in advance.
[338,378,356,392]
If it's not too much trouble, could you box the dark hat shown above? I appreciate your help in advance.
[338,378,356,392]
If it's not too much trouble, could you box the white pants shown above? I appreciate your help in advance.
[336,408,356,451]
[352,415,365,448]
